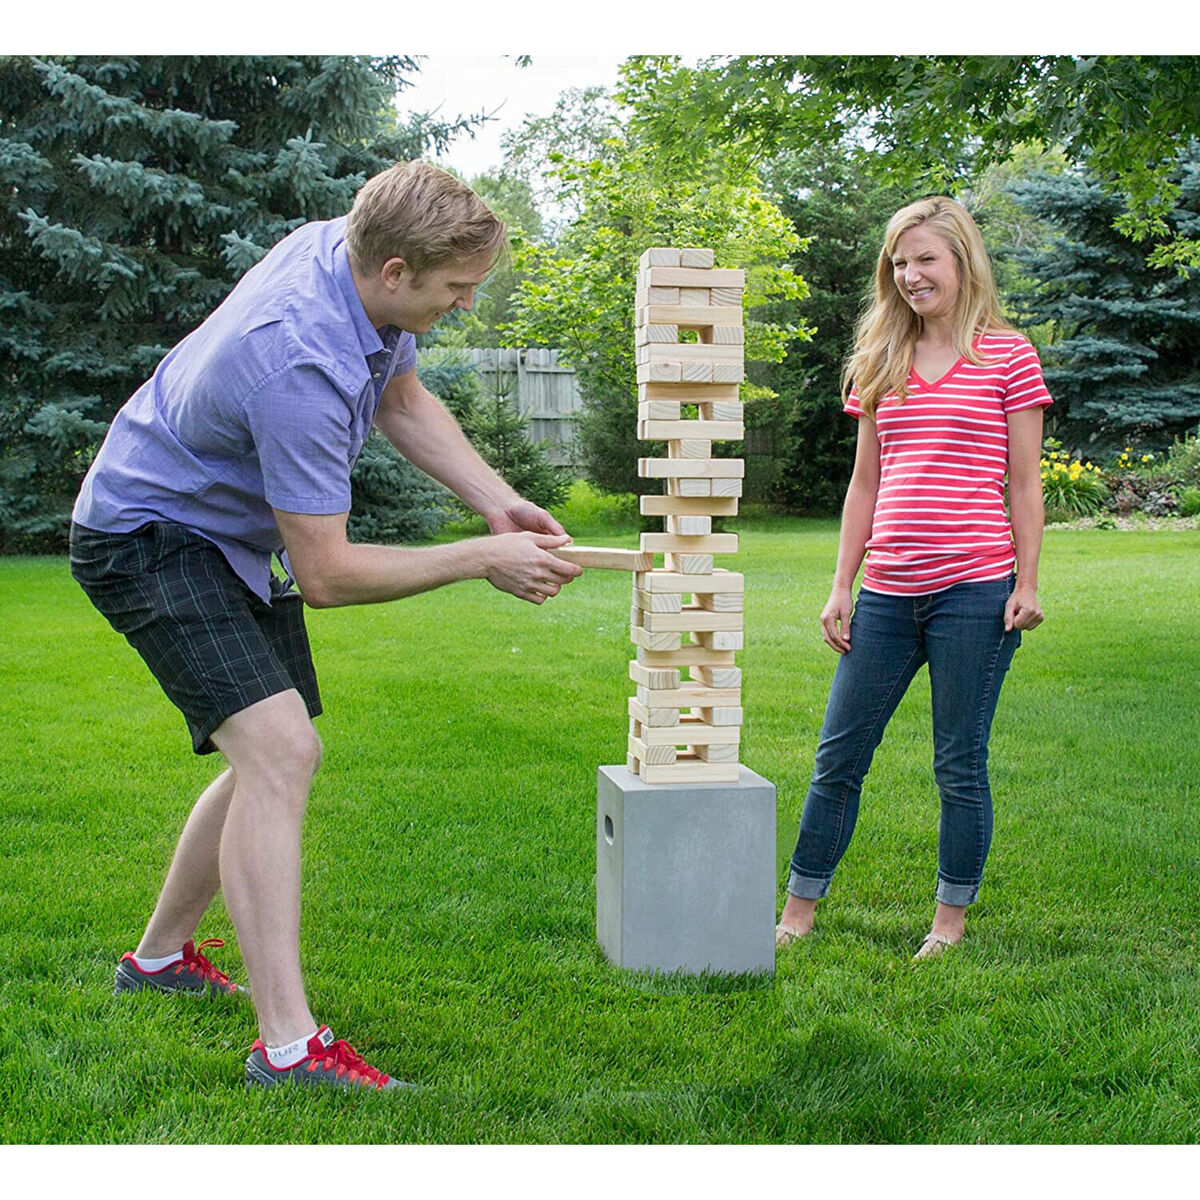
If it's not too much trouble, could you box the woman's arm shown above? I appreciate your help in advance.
[1005,406,1046,632]
[822,418,881,653]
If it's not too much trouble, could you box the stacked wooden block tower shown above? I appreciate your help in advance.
[627,247,745,786]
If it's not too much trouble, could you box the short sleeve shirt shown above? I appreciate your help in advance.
[846,331,1053,595]
[73,217,416,602]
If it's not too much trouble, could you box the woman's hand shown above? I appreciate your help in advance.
[1005,583,1044,632]
[821,585,855,653]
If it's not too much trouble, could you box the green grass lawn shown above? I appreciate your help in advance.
[1,517,1198,1143]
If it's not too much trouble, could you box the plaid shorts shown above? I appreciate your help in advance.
[69,521,321,755]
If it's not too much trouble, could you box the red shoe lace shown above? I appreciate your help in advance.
[175,938,235,988]
[309,1039,391,1088]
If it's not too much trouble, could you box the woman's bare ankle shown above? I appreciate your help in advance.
[779,894,818,935]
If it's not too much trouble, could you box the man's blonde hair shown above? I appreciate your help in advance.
[345,160,507,276]
[844,196,1014,419]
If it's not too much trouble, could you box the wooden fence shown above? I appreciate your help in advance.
[464,348,580,467]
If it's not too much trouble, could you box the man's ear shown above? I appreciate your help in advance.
[380,256,412,289]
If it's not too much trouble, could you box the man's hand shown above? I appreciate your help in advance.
[486,498,567,538]
[484,531,582,604]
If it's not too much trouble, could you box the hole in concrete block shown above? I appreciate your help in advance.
[604,815,615,844]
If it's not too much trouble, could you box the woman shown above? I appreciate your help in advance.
[776,196,1050,960]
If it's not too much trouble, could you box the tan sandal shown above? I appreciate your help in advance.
[913,932,960,961]
[775,923,808,949]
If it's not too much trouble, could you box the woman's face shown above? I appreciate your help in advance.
[891,225,961,323]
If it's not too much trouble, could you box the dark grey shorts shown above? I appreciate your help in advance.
[69,521,321,755]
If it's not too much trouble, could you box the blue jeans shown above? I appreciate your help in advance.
[787,577,1021,907]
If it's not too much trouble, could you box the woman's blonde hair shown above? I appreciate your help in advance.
[345,160,507,277]
[843,196,1014,418]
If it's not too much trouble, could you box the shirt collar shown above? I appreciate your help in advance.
[332,238,384,359]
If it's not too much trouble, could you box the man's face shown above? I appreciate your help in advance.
[385,251,495,333]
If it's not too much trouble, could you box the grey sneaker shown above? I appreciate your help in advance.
[114,938,250,999]
[245,1026,411,1091]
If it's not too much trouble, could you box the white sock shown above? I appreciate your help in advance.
[131,949,184,972]
[265,1028,321,1069]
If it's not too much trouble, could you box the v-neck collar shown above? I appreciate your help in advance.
[910,334,981,390]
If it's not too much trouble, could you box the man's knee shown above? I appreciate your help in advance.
[213,691,322,795]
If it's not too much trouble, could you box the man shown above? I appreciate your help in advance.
[70,160,582,1091]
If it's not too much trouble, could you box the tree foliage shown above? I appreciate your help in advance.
[0,54,479,551]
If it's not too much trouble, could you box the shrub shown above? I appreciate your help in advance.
[1177,487,1200,517]
[1040,439,1108,516]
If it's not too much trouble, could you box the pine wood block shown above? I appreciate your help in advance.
[629,712,737,746]
[641,533,738,555]
[641,609,745,633]
[635,323,680,345]
[630,625,682,651]
[697,590,744,612]
[639,248,682,268]
[697,630,743,650]
[635,287,683,307]
[639,458,744,479]
[710,286,744,306]
[633,588,683,613]
[639,420,742,444]
[694,706,744,726]
[628,697,683,727]
[640,305,742,326]
[641,342,743,365]
[637,646,736,671]
[679,287,712,306]
[666,514,711,536]
[710,477,744,497]
[639,756,740,784]
[628,733,677,765]
[695,742,740,763]
[667,437,712,460]
[550,545,653,571]
[640,495,739,518]
[665,553,714,574]
[637,569,744,593]
[680,247,715,268]
[637,683,741,709]
[691,664,742,688]
[669,478,712,497]
[639,267,745,288]
[711,362,745,383]
[637,361,682,384]
[699,400,744,421]
[638,400,683,421]
[630,604,643,629]
[627,752,640,775]
[640,382,740,405]
[681,362,713,383]
[701,325,745,345]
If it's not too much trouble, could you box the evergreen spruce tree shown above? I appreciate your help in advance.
[0,55,479,551]
[1005,152,1200,450]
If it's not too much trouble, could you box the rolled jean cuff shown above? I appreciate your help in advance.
[936,878,981,906]
[787,869,832,900]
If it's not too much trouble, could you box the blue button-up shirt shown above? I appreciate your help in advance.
[74,217,416,602]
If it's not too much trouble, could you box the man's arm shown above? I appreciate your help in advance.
[374,367,565,536]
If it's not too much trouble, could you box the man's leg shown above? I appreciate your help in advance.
[135,769,235,959]
[211,689,321,1048]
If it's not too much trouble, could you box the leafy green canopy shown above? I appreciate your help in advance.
[620,56,1200,271]
[0,55,479,551]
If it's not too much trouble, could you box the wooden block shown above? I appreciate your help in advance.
[670,478,712,497]
[639,756,740,784]
[711,362,745,383]
[637,569,744,593]
[637,644,737,668]
[639,268,746,288]
[641,609,745,633]
[640,495,739,518]
[628,733,677,765]
[701,325,745,345]
[680,247,715,268]
[550,545,653,571]
[667,438,712,460]
[638,683,742,709]
[679,287,712,306]
[630,625,682,651]
[666,514,711,536]
[628,697,683,727]
[640,533,738,554]
[695,742,739,763]
[640,420,743,443]
[642,343,743,364]
[638,400,683,422]
[635,323,680,345]
[697,630,743,650]
[710,477,744,497]
[699,400,744,421]
[691,664,742,688]
[680,362,713,383]
[640,305,742,326]
[633,588,683,613]
[710,286,744,306]
[638,714,740,747]
[694,706,743,726]
[637,360,681,384]
[638,458,744,479]
[640,382,740,405]
[696,590,743,612]
[638,247,681,268]
[665,553,714,575]
[630,604,643,629]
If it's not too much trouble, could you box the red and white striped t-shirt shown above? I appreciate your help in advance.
[846,331,1052,596]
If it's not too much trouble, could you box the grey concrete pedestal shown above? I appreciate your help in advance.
[596,764,776,975]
